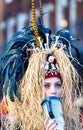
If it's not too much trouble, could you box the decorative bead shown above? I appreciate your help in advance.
[48,56,54,63]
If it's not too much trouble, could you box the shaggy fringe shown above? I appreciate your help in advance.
[3,48,81,130]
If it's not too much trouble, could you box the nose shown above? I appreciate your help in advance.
[51,86,56,96]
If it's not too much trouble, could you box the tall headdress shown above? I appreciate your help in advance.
[0,0,51,102]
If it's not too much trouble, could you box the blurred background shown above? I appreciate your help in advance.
[0,0,83,43]
[0,0,83,51]
[0,0,83,98]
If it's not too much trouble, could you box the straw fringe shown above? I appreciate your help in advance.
[5,48,81,130]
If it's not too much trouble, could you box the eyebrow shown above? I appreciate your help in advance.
[44,82,50,85]
[44,81,62,84]
[55,81,62,84]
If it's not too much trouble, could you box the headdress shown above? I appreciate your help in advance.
[44,54,61,79]
[55,29,83,66]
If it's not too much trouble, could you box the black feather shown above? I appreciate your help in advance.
[0,27,36,101]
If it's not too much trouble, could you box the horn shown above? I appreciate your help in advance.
[32,0,40,48]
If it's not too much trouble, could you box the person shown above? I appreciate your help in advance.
[43,54,66,130]
[0,47,81,130]
[41,53,82,130]
[0,0,82,130]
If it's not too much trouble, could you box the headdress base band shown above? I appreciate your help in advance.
[45,72,61,79]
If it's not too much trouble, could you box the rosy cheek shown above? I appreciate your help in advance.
[44,92,46,98]
[44,91,50,98]
[59,89,63,97]
[44,91,48,98]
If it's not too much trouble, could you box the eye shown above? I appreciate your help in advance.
[44,83,50,89]
[55,83,62,89]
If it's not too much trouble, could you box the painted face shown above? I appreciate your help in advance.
[44,77,62,98]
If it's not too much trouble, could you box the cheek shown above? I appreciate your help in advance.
[58,88,63,97]
[44,89,50,98]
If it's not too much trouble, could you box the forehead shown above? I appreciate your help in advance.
[44,77,61,83]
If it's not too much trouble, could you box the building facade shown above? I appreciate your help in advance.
[0,0,83,44]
